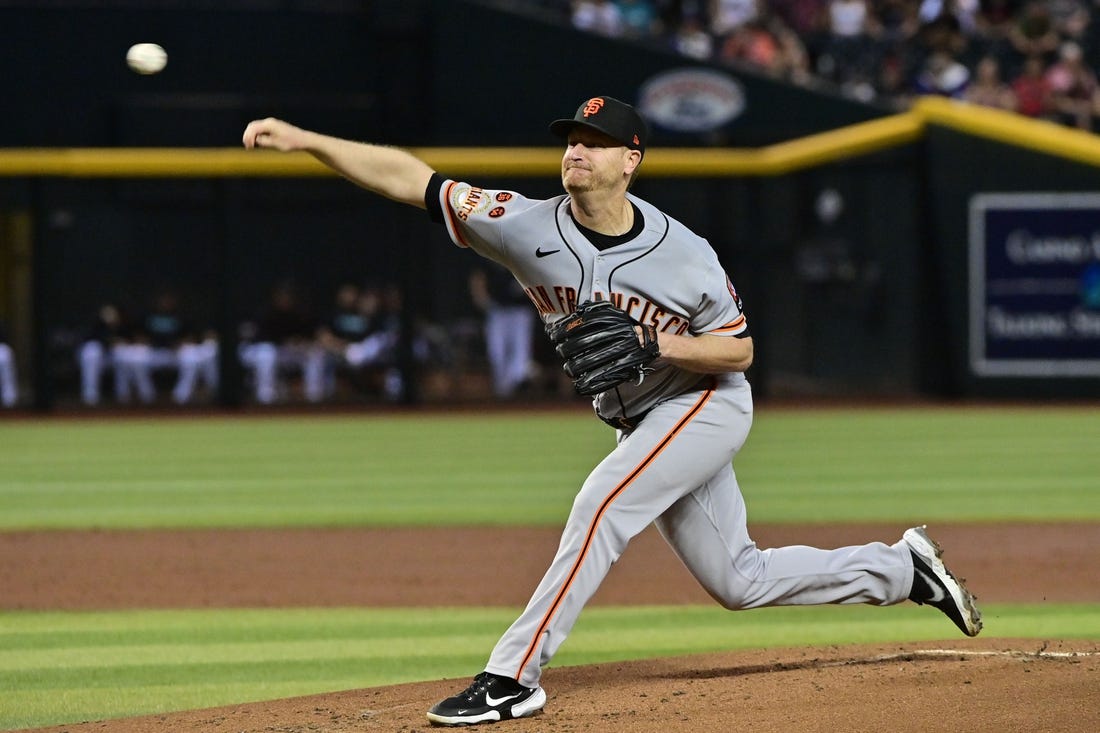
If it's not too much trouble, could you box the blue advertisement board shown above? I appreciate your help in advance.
[969,193,1100,377]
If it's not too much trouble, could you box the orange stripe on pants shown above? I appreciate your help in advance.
[513,385,715,679]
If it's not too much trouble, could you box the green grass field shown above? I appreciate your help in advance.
[2,603,1097,730]
[1,406,1098,729]
[2,407,1099,529]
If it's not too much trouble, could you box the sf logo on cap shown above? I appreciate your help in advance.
[582,98,605,117]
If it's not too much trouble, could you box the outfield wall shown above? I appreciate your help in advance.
[1,3,1099,406]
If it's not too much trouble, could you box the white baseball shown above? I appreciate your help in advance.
[126,43,168,75]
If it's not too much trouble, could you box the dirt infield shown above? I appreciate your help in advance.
[7,522,1100,732]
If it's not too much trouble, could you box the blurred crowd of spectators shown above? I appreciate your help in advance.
[533,0,1100,130]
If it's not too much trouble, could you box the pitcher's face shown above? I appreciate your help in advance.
[561,128,636,194]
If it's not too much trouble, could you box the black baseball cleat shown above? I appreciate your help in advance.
[427,671,546,727]
[903,525,983,637]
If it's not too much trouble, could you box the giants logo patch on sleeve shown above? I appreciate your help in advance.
[726,276,743,312]
[449,183,490,221]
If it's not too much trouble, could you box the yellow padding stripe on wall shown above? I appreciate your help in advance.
[0,97,1097,178]
[912,95,1100,168]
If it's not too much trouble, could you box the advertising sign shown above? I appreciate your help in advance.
[969,193,1100,377]
[637,68,744,133]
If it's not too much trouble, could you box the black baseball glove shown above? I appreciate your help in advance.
[545,300,661,396]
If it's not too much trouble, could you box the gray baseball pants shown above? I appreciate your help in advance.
[484,377,915,688]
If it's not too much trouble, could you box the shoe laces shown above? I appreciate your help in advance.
[459,672,493,700]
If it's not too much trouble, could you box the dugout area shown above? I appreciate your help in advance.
[2,1,1099,408]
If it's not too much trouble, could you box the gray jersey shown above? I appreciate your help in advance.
[434,178,749,422]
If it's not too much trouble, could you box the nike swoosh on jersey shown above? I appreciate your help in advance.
[914,567,946,603]
[485,691,523,707]
[535,247,560,258]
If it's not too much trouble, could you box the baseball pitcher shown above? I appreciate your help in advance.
[243,95,981,727]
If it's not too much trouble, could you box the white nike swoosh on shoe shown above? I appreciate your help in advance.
[484,691,523,707]
[915,567,946,603]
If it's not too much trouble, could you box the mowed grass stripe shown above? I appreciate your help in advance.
[1,604,1098,729]
[738,408,1100,521]
[1,408,1098,529]
[0,414,602,529]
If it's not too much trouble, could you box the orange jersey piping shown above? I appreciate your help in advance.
[710,315,746,334]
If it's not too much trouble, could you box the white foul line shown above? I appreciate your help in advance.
[890,648,1098,661]
[799,648,1099,671]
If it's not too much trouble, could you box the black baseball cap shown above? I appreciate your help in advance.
[550,96,648,155]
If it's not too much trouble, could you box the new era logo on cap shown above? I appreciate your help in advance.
[550,95,648,154]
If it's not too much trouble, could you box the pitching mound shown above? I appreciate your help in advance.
[20,639,1100,733]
